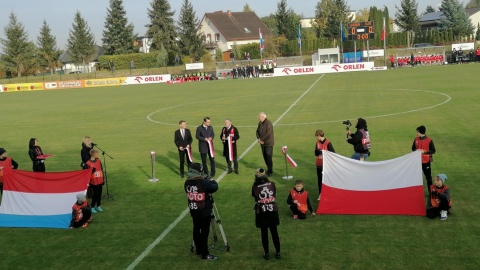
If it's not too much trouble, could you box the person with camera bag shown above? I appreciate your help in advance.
[252,168,281,260]
[346,118,371,161]
[184,163,218,260]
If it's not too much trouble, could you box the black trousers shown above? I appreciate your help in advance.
[33,162,45,172]
[427,198,450,219]
[72,207,92,228]
[90,184,103,208]
[192,214,211,257]
[260,225,280,254]
[261,146,273,174]
[422,162,433,187]
[178,150,192,175]
[225,157,238,172]
[317,166,324,195]
[200,153,215,176]
[289,204,307,219]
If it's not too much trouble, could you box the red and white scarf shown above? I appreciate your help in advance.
[226,127,235,161]
[207,140,215,157]
[186,146,194,162]
[282,146,297,168]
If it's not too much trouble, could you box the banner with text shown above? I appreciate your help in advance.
[123,74,171,85]
[273,62,375,77]
[44,80,85,90]
[185,63,204,70]
[362,49,385,58]
[84,77,126,88]
[2,83,44,92]
[451,42,474,51]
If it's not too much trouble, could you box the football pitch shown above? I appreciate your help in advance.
[1,64,479,269]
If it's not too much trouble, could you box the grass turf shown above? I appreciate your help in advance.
[0,63,479,269]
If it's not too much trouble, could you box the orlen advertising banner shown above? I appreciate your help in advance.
[273,62,375,77]
[44,80,85,90]
[2,83,44,92]
[123,74,171,85]
[362,49,385,58]
[84,77,126,88]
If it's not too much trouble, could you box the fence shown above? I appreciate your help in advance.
[215,56,303,78]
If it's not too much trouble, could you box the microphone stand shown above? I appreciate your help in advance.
[94,144,115,201]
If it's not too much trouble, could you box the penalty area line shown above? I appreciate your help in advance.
[125,74,325,270]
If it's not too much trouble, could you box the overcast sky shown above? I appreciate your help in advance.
[0,0,442,49]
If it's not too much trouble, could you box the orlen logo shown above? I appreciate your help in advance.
[331,64,342,72]
[134,76,143,83]
[282,67,315,75]
[331,64,365,72]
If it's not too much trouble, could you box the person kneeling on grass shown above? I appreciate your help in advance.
[70,193,92,229]
[287,180,315,220]
[82,149,104,214]
[427,174,452,221]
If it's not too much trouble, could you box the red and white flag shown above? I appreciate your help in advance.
[282,146,297,168]
[186,146,194,163]
[227,128,234,161]
[317,151,425,216]
[207,140,215,158]
[381,17,386,41]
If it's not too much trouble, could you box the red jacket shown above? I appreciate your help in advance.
[86,159,104,185]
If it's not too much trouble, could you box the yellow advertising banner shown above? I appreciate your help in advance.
[84,77,126,88]
[2,83,44,92]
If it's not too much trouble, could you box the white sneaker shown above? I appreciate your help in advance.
[440,210,448,220]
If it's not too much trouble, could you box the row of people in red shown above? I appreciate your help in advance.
[394,54,445,67]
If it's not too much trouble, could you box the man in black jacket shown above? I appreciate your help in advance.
[185,163,219,260]
[256,112,274,176]
[174,120,193,178]
[196,117,216,177]
[221,119,240,174]
[346,118,371,161]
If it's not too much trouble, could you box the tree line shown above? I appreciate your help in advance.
[1,0,479,77]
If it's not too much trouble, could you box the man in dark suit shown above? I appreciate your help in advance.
[256,112,274,176]
[196,117,216,177]
[174,120,193,178]
[221,119,240,174]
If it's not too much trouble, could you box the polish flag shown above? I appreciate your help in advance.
[381,17,386,41]
[0,169,90,229]
[317,151,425,216]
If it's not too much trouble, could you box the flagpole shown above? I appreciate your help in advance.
[340,22,344,63]
[282,149,293,180]
[298,23,302,57]
[383,17,387,67]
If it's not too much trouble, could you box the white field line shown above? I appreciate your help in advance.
[126,74,325,270]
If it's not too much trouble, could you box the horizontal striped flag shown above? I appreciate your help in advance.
[282,146,297,168]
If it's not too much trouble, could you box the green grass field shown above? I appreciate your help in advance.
[1,64,479,270]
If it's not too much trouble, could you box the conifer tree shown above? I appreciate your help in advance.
[146,0,178,53]
[177,0,205,61]
[395,0,420,47]
[0,12,35,77]
[37,20,62,74]
[102,0,136,55]
[440,0,474,39]
[67,11,96,70]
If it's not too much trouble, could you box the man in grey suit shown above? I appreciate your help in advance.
[196,117,216,177]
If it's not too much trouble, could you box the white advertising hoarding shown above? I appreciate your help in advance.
[451,43,475,51]
[362,49,385,58]
[185,63,204,70]
[123,74,171,85]
[273,62,375,77]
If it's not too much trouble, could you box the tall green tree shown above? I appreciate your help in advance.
[275,0,299,40]
[395,0,419,47]
[440,0,474,39]
[313,0,333,38]
[146,0,177,53]
[243,3,253,12]
[177,0,205,61]
[261,14,278,36]
[314,0,349,42]
[476,22,480,40]
[67,11,96,70]
[423,5,437,15]
[37,20,62,74]
[102,0,136,55]
[0,12,35,77]
[466,0,480,8]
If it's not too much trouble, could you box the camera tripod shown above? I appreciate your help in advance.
[190,202,230,252]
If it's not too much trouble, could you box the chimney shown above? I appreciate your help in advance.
[227,10,232,15]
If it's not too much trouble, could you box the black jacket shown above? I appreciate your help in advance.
[184,171,218,217]
[28,146,44,163]
[196,124,215,154]
[174,128,193,150]
[81,143,94,163]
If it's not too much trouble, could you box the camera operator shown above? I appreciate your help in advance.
[184,163,218,260]
[346,118,371,161]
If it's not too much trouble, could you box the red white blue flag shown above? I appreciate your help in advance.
[0,169,90,229]
[259,28,264,52]
[282,146,297,168]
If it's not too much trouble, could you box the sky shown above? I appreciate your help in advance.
[0,0,443,49]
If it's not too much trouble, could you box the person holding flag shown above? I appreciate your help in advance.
[196,117,216,177]
[175,120,194,178]
[221,119,240,174]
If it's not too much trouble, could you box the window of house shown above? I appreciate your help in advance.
[215,34,220,42]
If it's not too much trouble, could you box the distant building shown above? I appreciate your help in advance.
[419,7,480,33]
[198,10,274,61]
[60,45,104,73]
[134,36,152,53]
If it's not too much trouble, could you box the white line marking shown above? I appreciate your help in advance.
[126,75,325,270]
